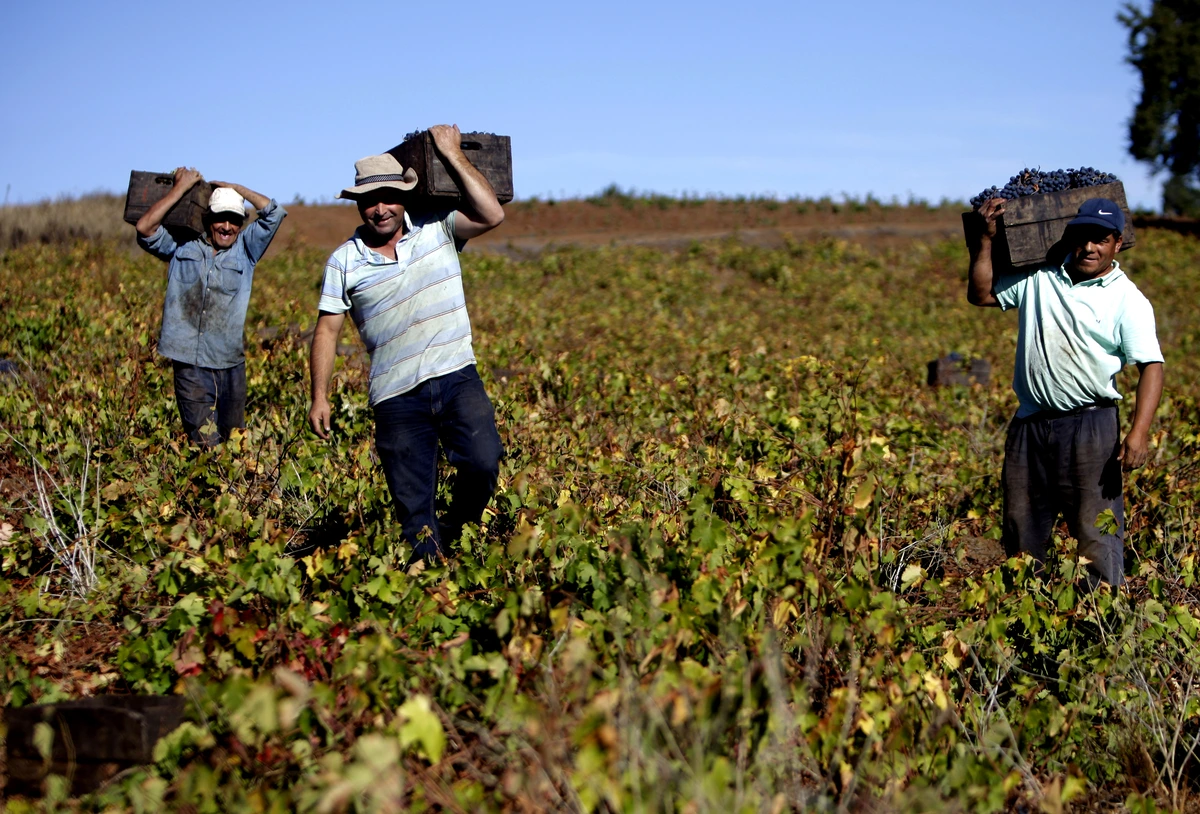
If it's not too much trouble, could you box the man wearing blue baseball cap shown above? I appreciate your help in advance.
[967,196,1164,589]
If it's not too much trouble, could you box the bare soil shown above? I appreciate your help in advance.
[268,199,968,258]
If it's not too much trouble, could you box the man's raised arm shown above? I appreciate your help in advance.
[967,197,1005,308]
[210,181,287,262]
[136,167,202,238]
[428,124,505,241]
[209,181,270,212]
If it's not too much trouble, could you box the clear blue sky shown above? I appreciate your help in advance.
[0,0,1163,209]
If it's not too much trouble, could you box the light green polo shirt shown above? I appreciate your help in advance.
[994,259,1162,418]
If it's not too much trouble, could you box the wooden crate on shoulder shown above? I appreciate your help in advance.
[123,171,212,236]
[962,181,1136,271]
[387,132,513,204]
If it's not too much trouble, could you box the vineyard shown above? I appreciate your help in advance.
[2,216,1200,812]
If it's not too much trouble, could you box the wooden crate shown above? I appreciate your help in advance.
[927,354,991,387]
[4,695,186,796]
[387,132,513,204]
[962,181,1136,270]
[122,171,212,236]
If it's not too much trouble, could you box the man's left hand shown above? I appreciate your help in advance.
[429,124,464,160]
[1119,432,1151,471]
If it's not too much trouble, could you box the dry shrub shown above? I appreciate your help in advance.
[0,194,129,249]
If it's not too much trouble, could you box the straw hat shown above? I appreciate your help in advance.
[337,154,418,200]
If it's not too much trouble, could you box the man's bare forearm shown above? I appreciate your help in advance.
[307,313,345,438]
[309,321,340,401]
[441,150,504,226]
[1129,362,1164,441]
[967,235,999,306]
[966,199,1004,308]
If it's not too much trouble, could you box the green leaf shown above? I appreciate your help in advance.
[398,694,446,763]
[33,721,54,761]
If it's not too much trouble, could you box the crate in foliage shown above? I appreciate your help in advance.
[962,181,1136,271]
[927,354,991,387]
[4,695,186,796]
[387,131,513,204]
[123,171,212,237]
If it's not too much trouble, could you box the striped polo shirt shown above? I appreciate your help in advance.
[319,210,475,406]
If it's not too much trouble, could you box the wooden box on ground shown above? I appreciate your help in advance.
[961,182,1137,271]
[387,132,513,204]
[927,354,991,387]
[123,171,212,236]
[4,695,186,796]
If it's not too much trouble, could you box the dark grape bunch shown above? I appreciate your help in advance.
[970,167,1119,209]
[402,129,499,141]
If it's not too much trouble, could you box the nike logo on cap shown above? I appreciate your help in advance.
[1098,209,1113,215]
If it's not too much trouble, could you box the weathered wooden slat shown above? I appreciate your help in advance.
[927,355,991,387]
[962,181,1136,271]
[4,696,186,796]
[387,132,514,204]
[122,171,212,237]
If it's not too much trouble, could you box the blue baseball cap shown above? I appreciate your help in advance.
[1067,198,1125,235]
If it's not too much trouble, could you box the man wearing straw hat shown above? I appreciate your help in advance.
[308,124,505,561]
[968,196,1164,590]
[136,168,286,446]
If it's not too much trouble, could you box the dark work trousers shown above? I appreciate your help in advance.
[1001,405,1124,587]
[172,361,247,447]
[373,365,503,560]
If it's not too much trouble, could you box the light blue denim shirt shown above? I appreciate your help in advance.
[138,200,286,368]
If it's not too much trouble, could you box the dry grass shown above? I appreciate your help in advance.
[0,194,129,250]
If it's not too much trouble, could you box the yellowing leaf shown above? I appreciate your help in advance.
[773,599,799,627]
[852,475,876,509]
[942,639,963,671]
[33,722,54,761]
[398,694,446,763]
[1061,774,1087,804]
[923,672,949,710]
[900,563,926,589]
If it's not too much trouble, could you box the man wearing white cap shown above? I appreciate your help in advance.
[968,196,1164,589]
[308,124,505,561]
[136,167,286,445]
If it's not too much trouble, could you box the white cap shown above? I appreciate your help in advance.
[209,187,246,216]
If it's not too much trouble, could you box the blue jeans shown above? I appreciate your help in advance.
[172,361,246,447]
[373,365,503,559]
[1002,405,1124,587]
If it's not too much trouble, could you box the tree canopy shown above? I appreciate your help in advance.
[1119,0,1200,214]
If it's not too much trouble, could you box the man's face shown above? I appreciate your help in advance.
[356,189,408,240]
[207,214,244,250]
[1067,225,1123,278]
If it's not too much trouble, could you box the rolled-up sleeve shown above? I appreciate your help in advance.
[445,210,468,252]
[242,199,287,263]
[137,226,178,261]
[318,257,351,314]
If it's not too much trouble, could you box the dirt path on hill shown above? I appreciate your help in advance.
[478,222,964,256]
[268,199,968,258]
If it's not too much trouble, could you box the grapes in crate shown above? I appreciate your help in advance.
[970,168,1118,210]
